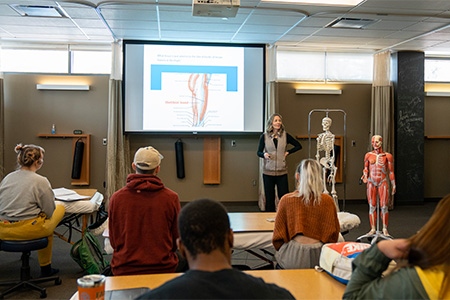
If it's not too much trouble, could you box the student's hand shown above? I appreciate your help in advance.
[377,239,410,260]
[284,151,289,158]
[264,153,271,159]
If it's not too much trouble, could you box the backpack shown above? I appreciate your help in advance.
[70,229,110,275]
[317,242,371,284]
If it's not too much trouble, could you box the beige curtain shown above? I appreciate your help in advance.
[0,74,4,180]
[258,45,277,211]
[105,42,131,207]
[371,50,395,208]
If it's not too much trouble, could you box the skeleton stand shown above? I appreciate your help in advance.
[355,192,392,244]
[308,109,347,211]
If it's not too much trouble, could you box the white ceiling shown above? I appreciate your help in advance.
[1,0,450,55]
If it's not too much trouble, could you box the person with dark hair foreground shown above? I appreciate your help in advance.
[109,146,183,276]
[137,199,294,299]
[344,194,450,299]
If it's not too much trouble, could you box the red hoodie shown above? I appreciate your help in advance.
[109,173,180,275]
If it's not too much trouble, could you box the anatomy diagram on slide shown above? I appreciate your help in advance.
[188,73,211,127]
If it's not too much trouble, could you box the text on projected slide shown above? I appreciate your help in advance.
[143,45,244,131]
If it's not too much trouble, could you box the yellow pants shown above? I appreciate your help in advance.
[0,205,65,266]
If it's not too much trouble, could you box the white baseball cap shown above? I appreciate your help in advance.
[133,146,163,170]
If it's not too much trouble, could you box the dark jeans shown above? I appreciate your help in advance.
[263,174,289,212]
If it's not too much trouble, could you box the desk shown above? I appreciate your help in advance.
[228,212,360,267]
[54,189,98,244]
[229,212,360,235]
[229,212,276,233]
[70,269,345,300]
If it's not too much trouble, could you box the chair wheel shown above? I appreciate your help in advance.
[55,278,62,285]
[40,289,47,298]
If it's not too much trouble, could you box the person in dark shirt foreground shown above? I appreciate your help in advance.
[137,198,295,299]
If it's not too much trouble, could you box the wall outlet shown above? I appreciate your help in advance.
[103,138,107,146]
[351,140,356,147]
[231,140,236,147]
[252,179,257,186]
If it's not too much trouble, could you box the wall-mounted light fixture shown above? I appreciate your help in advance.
[295,88,342,95]
[36,84,90,91]
[425,91,450,97]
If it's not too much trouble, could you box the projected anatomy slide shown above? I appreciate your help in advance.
[143,45,244,132]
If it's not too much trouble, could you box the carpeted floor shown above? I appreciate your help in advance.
[0,200,439,299]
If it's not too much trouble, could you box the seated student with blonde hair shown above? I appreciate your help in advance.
[272,158,340,269]
[0,144,65,277]
[344,194,450,299]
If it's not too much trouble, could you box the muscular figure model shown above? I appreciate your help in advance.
[361,135,396,237]
[316,117,338,209]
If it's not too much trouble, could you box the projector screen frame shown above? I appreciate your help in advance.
[122,39,266,136]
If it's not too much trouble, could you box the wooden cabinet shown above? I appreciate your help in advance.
[37,134,90,185]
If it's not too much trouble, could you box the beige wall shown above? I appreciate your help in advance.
[424,93,450,198]
[277,83,372,201]
[3,74,109,195]
[3,74,449,203]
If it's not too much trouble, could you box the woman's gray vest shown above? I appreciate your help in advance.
[263,132,288,176]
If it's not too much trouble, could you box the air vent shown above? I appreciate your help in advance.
[9,5,67,17]
[326,17,378,29]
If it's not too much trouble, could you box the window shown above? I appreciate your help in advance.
[277,50,373,82]
[326,52,373,82]
[71,51,111,74]
[0,44,111,74]
[425,58,450,82]
[1,49,68,73]
[277,51,325,81]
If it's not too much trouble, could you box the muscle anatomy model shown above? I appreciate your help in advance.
[361,135,396,237]
[316,117,338,209]
[188,73,211,127]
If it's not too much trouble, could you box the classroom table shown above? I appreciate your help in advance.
[70,269,346,300]
[54,189,99,243]
[228,212,360,267]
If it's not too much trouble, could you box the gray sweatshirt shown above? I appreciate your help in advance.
[0,169,55,221]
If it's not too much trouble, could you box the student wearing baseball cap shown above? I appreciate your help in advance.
[108,146,184,275]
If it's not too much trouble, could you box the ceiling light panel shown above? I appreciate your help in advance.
[9,5,67,18]
[260,0,364,6]
[327,17,379,29]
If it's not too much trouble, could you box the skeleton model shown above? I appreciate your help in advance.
[316,117,338,209]
[361,135,396,237]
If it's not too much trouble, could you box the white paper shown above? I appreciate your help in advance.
[52,188,90,201]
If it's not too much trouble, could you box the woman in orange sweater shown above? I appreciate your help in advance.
[272,159,340,269]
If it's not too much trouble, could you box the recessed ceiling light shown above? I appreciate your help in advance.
[9,4,67,17]
[260,0,364,6]
[326,17,379,29]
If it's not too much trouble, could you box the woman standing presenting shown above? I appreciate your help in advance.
[272,159,340,269]
[257,113,302,212]
[0,144,65,277]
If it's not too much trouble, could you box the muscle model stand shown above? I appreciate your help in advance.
[315,117,339,210]
[357,135,396,243]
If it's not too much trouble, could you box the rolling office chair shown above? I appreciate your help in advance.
[0,237,61,299]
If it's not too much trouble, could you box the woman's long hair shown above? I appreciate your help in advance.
[265,113,285,135]
[295,159,323,205]
[408,194,450,298]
